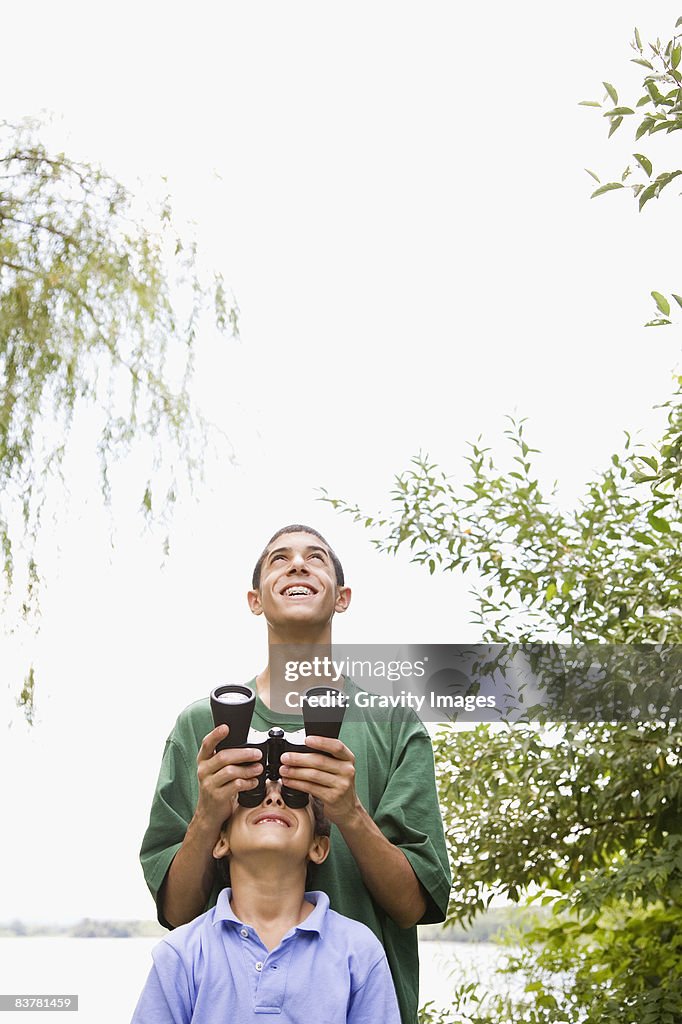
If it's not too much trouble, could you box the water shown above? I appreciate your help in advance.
[0,938,510,1022]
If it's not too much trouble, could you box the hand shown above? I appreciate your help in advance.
[194,725,263,833]
[279,736,359,827]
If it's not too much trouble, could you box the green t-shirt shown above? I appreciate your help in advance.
[140,679,451,1024]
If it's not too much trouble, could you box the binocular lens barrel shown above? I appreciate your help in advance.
[210,684,256,746]
[302,685,347,739]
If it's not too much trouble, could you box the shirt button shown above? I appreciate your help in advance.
[240,929,249,938]
[255,962,263,972]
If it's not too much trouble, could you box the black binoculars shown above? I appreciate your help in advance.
[210,683,347,808]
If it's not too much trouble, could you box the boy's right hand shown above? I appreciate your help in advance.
[194,725,263,832]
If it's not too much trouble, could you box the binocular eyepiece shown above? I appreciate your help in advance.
[210,683,347,808]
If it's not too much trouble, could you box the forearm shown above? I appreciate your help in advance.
[160,814,220,927]
[337,801,427,928]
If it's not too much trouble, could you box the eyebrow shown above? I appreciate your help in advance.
[267,545,329,560]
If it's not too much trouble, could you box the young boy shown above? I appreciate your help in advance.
[132,778,401,1023]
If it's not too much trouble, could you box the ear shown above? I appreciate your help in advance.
[247,589,263,616]
[334,586,351,615]
[213,832,231,860]
[307,834,330,867]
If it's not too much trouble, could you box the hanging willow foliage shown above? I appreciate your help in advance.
[0,119,238,720]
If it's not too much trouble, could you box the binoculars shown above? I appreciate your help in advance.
[210,683,347,808]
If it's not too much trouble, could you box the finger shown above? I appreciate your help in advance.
[279,764,351,789]
[203,744,263,771]
[198,725,229,762]
[277,777,331,803]
[295,736,354,760]
[280,749,352,771]
[213,762,263,787]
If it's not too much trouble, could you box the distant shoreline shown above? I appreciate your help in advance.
[0,905,546,941]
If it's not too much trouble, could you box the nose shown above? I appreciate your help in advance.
[263,779,285,806]
[287,552,307,573]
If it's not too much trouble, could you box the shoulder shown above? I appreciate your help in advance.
[323,907,386,957]
[167,698,213,752]
[341,680,433,755]
[343,678,430,734]
[153,905,214,964]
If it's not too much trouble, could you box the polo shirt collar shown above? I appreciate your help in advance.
[294,890,330,935]
[212,888,330,936]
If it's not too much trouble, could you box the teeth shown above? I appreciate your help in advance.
[285,586,313,596]
[257,817,288,826]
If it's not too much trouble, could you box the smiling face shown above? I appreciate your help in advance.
[247,531,351,638]
[213,779,330,875]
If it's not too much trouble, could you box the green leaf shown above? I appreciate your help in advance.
[546,582,557,602]
[634,27,642,50]
[647,510,670,533]
[644,318,672,326]
[591,182,625,198]
[633,531,657,546]
[585,168,601,183]
[638,182,658,209]
[579,100,602,107]
[608,116,623,137]
[633,153,653,177]
[603,82,618,104]
[651,291,671,315]
[635,118,654,139]
[631,58,654,69]
[673,45,682,69]
[605,106,635,115]
[672,294,682,309]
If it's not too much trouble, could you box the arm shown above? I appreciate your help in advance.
[348,956,401,1024]
[337,800,428,928]
[131,946,191,1024]
[279,737,427,928]
[159,725,264,927]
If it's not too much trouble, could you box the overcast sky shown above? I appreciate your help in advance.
[0,1,678,924]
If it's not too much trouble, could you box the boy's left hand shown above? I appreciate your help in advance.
[279,737,360,827]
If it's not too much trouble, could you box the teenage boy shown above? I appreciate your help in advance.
[141,526,451,1024]
[132,779,401,1023]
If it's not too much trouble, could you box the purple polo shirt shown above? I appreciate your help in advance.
[130,889,400,1023]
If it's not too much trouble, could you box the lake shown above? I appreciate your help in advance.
[0,937,514,1022]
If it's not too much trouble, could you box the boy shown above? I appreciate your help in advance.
[141,525,451,1023]
[132,779,401,1023]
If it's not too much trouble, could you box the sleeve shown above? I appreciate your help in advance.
[130,944,193,1024]
[374,715,452,924]
[139,734,201,926]
[347,955,401,1024]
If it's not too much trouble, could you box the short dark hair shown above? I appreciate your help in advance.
[310,795,332,839]
[251,525,344,590]
[215,796,331,887]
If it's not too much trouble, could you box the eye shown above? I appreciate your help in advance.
[310,552,325,561]
[271,553,286,562]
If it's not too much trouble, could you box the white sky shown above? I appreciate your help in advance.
[0,1,679,922]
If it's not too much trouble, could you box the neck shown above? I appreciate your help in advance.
[257,624,336,709]
[228,859,312,939]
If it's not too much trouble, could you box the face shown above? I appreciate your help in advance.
[213,779,330,869]
[247,531,351,631]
